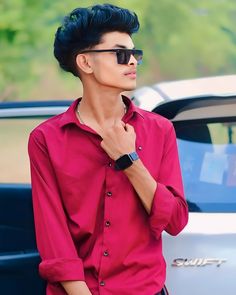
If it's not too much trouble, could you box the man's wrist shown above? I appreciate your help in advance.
[123,158,143,175]
[61,280,92,295]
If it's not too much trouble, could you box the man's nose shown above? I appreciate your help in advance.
[128,54,138,66]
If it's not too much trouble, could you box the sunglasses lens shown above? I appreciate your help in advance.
[133,51,143,65]
[117,50,143,65]
[117,51,131,64]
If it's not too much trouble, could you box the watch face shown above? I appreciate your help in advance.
[115,152,139,170]
[115,154,133,170]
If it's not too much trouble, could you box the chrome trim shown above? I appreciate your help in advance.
[172,258,227,267]
[0,106,68,118]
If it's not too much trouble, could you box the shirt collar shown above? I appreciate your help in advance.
[59,95,144,128]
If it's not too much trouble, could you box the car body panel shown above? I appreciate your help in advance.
[0,184,46,294]
[133,75,236,112]
[163,213,236,295]
[153,75,236,100]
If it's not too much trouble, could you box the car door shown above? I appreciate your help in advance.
[153,96,236,295]
[0,101,70,295]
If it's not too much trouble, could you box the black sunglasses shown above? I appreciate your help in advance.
[79,48,143,65]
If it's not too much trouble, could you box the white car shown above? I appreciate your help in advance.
[133,75,236,295]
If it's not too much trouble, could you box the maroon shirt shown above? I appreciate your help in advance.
[28,96,188,295]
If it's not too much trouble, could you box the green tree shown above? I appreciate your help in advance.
[0,0,236,101]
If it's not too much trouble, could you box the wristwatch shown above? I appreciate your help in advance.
[115,152,139,170]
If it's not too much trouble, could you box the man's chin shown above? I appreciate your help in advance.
[105,81,136,92]
[122,83,137,92]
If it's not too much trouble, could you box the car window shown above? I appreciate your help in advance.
[0,118,45,184]
[175,119,236,213]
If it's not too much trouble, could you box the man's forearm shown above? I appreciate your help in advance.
[124,159,157,214]
[61,280,92,295]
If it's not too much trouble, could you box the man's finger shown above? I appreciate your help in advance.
[114,119,122,126]
[125,123,134,133]
[114,119,126,131]
[121,120,126,127]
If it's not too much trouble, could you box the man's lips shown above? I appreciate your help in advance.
[124,71,137,78]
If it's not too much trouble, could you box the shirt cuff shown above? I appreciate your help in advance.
[148,182,175,239]
[39,258,85,283]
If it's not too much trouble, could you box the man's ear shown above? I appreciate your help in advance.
[76,54,93,74]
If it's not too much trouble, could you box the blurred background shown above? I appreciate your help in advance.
[1,0,236,101]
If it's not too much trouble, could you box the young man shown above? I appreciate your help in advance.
[28,4,188,295]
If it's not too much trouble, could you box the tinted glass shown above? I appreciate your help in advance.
[175,119,236,212]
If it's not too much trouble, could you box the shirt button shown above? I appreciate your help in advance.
[107,191,112,197]
[108,162,112,167]
[100,281,105,286]
[138,146,142,150]
[103,250,109,256]
[105,221,111,227]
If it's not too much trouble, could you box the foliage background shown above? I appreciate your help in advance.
[0,0,236,101]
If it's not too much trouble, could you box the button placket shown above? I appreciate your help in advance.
[99,162,115,287]
[103,191,111,263]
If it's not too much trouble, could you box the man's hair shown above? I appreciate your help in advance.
[54,4,140,78]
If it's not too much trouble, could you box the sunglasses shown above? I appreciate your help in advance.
[79,48,143,65]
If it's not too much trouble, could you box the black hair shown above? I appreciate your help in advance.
[53,4,140,78]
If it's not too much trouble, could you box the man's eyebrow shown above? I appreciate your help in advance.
[112,44,135,49]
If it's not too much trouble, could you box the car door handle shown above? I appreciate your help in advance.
[0,251,40,271]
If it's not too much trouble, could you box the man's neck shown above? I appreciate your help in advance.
[75,86,128,134]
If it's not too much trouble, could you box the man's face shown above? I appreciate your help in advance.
[80,31,140,91]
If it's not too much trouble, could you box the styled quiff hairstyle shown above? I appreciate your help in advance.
[53,4,140,78]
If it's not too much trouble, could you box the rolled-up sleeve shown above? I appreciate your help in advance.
[149,123,188,238]
[28,130,85,283]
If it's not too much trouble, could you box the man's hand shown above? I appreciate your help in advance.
[101,119,156,215]
[100,120,136,160]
